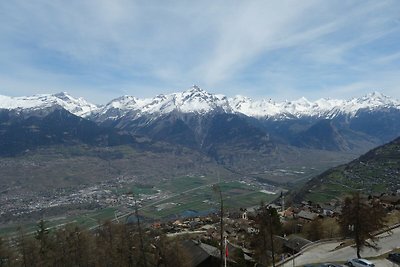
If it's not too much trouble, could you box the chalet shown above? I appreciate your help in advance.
[296,210,319,222]
[180,240,220,267]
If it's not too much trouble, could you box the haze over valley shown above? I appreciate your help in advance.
[1,1,400,266]
[1,87,400,230]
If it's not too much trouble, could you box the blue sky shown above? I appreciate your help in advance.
[0,1,399,104]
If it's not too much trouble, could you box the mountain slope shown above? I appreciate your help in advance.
[91,87,400,152]
[0,108,138,156]
[0,92,98,117]
[292,135,400,203]
[292,119,351,151]
[2,87,400,173]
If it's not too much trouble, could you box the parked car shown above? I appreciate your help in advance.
[388,252,400,263]
[346,258,374,267]
[319,264,342,267]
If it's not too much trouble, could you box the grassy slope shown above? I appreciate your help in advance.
[292,136,400,203]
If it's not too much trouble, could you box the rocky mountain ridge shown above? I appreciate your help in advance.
[2,86,399,120]
[1,86,400,170]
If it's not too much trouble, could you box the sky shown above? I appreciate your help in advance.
[0,0,399,104]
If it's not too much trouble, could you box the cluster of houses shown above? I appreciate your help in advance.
[145,192,400,267]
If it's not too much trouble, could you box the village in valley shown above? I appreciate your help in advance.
[142,190,400,266]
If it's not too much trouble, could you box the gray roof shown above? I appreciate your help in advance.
[180,240,219,267]
[297,210,319,220]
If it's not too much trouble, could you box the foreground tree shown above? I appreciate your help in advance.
[213,184,224,267]
[155,236,190,267]
[252,203,282,267]
[35,220,55,266]
[0,236,15,267]
[303,218,323,241]
[17,227,40,267]
[338,191,386,258]
[53,224,94,267]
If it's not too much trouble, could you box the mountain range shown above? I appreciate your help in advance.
[1,86,400,176]
[2,86,399,120]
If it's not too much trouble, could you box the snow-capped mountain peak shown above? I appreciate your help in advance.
[171,85,231,114]
[106,95,140,110]
[99,85,232,119]
[0,92,98,117]
[355,91,392,104]
[1,88,399,121]
[152,88,398,119]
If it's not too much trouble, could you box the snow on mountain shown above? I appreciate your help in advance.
[0,92,98,117]
[156,86,231,114]
[230,91,399,119]
[230,96,284,118]
[230,95,346,118]
[98,85,232,119]
[1,87,399,120]
[339,91,400,116]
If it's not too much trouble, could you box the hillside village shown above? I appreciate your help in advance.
[133,191,400,266]
[2,186,400,266]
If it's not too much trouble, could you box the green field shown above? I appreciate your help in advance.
[0,174,279,236]
[137,177,278,220]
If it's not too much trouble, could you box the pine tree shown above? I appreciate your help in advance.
[35,219,54,266]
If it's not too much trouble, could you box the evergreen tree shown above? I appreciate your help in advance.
[35,219,54,266]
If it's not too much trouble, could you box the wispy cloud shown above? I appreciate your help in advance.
[0,0,399,103]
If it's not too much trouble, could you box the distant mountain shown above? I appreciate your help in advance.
[291,135,400,203]
[2,87,399,121]
[1,86,400,171]
[91,87,400,120]
[0,108,138,156]
[0,92,98,117]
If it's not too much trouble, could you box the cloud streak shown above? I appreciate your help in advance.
[0,0,399,103]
